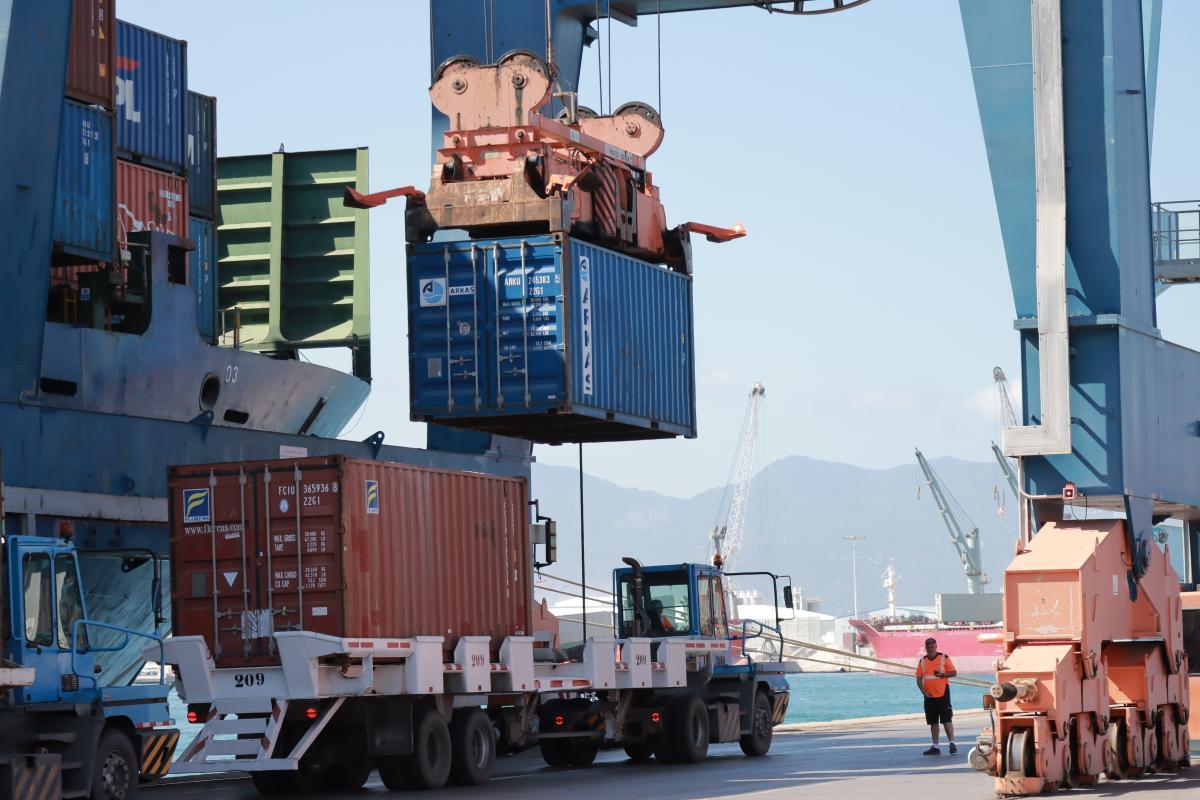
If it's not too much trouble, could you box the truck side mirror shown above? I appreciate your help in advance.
[783,586,794,609]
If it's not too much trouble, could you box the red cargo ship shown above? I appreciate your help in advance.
[849,617,1002,674]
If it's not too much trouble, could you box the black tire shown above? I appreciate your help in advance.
[740,690,774,757]
[538,738,573,768]
[250,771,304,796]
[92,729,139,800]
[323,757,372,791]
[668,695,710,764]
[567,740,599,767]
[378,708,452,791]
[450,708,496,786]
[623,741,656,763]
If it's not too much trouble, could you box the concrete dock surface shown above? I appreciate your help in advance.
[148,713,1200,799]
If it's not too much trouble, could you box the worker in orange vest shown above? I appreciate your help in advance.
[914,636,957,755]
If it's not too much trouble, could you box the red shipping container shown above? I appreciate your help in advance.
[117,159,187,259]
[66,0,115,108]
[169,456,531,668]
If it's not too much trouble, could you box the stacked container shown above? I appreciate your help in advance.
[52,0,117,271]
[115,20,186,174]
[51,12,218,339]
[186,90,218,341]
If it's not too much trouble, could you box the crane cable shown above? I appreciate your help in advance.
[532,575,993,688]
[656,0,663,115]
[594,0,604,113]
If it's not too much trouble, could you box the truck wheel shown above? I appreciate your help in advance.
[568,740,599,767]
[250,771,304,796]
[739,691,773,757]
[539,738,573,767]
[450,708,495,785]
[379,708,452,790]
[623,741,655,763]
[668,695,710,764]
[93,729,138,800]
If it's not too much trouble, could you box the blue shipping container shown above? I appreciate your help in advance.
[53,99,115,262]
[188,216,217,342]
[408,235,696,443]
[116,20,187,173]
[186,91,216,218]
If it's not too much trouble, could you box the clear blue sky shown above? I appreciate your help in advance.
[120,0,1200,499]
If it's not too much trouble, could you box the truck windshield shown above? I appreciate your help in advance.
[55,554,86,650]
[619,573,690,637]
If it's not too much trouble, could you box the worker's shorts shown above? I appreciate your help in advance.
[924,693,953,725]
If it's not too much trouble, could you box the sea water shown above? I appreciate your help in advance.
[783,672,990,724]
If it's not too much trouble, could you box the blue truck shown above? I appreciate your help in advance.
[536,558,796,767]
[0,476,177,799]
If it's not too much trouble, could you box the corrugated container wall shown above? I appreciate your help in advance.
[407,234,697,444]
[116,20,187,174]
[52,99,115,263]
[66,0,115,108]
[189,216,216,342]
[117,160,187,258]
[186,91,216,219]
[169,456,531,668]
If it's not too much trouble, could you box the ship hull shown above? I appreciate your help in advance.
[850,619,1002,674]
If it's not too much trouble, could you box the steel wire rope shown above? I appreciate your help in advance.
[606,1,612,114]
[536,582,992,687]
[594,0,604,113]
[656,0,662,115]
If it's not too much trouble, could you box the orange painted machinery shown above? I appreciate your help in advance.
[969,520,1190,794]
[347,51,743,274]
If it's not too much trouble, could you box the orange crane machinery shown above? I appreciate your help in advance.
[969,519,1190,792]
[347,51,744,274]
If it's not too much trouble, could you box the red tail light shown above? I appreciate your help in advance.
[304,707,319,720]
[553,714,565,727]
[186,710,199,724]
[650,711,662,724]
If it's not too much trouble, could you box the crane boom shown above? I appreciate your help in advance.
[914,448,987,594]
[991,440,1018,498]
[993,367,1020,428]
[711,382,766,570]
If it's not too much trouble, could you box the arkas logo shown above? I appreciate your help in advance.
[365,480,380,515]
[420,278,447,307]
[579,256,593,396]
[183,488,211,524]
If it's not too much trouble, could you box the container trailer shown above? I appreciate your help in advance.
[168,456,531,667]
[154,455,794,792]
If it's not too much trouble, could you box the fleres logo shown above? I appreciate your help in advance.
[183,488,211,524]
[365,480,380,515]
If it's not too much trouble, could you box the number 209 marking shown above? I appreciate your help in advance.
[233,672,265,688]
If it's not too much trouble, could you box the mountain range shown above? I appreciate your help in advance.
[530,454,1017,617]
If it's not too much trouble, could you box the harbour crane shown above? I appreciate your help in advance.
[914,448,987,594]
[991,367,1020,503]
[711,382,766,571]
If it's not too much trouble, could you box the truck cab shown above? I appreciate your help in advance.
[613,562,731,639]
[1,532,178,798]
[536,557,795,769]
